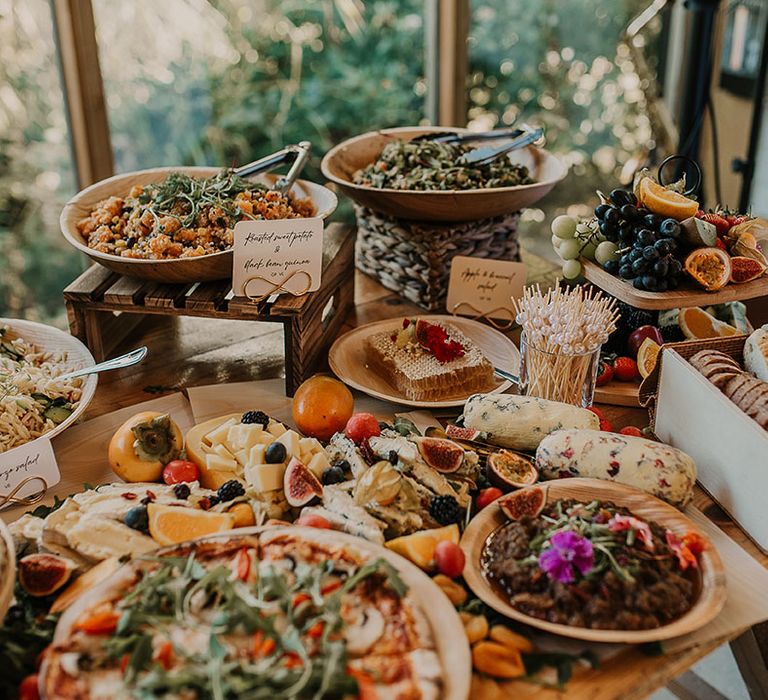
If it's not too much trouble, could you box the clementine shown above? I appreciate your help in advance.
[292,375,354,441]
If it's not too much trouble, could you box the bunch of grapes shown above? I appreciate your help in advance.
[551,214,619,280]
[595,188,684,292]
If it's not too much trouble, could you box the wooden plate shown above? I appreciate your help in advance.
[460,478,727,644]
[44,525,471,700]
[328,315,519,408]
[594,378,641,407]
[60,167,338,283]
[582,257,768,311]
[0,318,97,445]
[320,126,567,222]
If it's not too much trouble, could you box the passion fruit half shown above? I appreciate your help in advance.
[684,247,731,291]
[487,450,538,492]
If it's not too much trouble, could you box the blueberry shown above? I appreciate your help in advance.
[659,219,681,238]
[642,274,659,291]
[124,505,149,532]
[642,246,659,261]
[265,442,287,464]
[654,239,672,256]
[604,260,620,275]
[632,258,648,274]
[633,276,646,290]
[618,264,634,279]
[173,483,191,500]
[322,466,346,485]
[637,229,656,246]
[653,259,669,277]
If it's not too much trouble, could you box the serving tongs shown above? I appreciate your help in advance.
[461,125,544,166]
[233,141,312,195]
[412,126,528,144]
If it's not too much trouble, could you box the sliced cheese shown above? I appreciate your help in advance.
[307,451,331,478]
[204,418,238,447]
[247,444,267,467]
[245,463,286,492]
[234,448,249,466]
[210,443,236,461]
[267,421,287,438]
[299,437,321,456]
[205,454,238,473]
[275,429,301,459]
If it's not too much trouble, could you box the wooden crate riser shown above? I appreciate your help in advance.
[64,224,356,395]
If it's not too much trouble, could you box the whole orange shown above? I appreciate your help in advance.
[292,375,354,441]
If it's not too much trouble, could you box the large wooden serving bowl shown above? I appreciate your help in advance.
[60,167,338,283]
[461,478,727,644]
[321,126,567,222]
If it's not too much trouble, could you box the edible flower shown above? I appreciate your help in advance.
[607,514,655,551]
[539,530,594,583]
[418,321,465,363]
[666,530,706,570]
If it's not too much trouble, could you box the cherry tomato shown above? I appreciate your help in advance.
[599,418,614,432]
[619,426,643,437]
[595,361,614,387]
[476,487,503,510]
[344,413,381,444]
[434,541,466,579]
[162,459,200,485]
[586,405,605,420]
[296,513,332,529]
[18,675,40,700]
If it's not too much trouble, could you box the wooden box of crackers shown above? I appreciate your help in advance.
[644,336,768,552]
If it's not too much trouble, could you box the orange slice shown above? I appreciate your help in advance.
[148,504,235,546]
[679,307,740,340]
[385,524,459,570]
[637,338,661,379]
[637,178,699,221]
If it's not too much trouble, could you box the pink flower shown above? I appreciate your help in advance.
[608,514,655,551]
[666,530,702,570]
[539,530,594,584]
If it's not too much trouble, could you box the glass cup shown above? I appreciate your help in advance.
[518,332,601,407]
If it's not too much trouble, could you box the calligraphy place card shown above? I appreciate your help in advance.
[232,217,324,299]
[0,436,60,509]
[446,256,527,320]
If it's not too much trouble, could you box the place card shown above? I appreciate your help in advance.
[232,217,324,299]
[446,256,527,320]
[0,437,60,509]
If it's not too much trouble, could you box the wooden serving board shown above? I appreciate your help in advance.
[460,478,727,644]
[581,258,768,310]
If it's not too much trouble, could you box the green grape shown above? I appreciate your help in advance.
[551,215,577,239]
[562,259,582,279]
[595,240,619,264]
[558,239,581,261]
[551,234,563,250]
[581,242,597,260]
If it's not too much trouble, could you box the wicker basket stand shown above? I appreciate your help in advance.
[354,205,521,311]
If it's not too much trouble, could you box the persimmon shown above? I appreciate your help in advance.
[292,375,353,441]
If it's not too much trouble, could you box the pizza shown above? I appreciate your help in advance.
[41,529,444,700]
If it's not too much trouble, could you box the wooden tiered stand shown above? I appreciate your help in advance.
[64,223,355,395]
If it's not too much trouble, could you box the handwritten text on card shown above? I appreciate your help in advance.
[446,256,527,320]
[0,437,60,509]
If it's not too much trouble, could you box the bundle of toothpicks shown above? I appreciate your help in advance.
[513,284,619,405]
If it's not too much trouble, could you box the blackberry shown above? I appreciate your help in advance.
[429,495,462,525]
[626,308,658,330]
[659,325,685,343]
[217,480,245,502]
[241,410,269,426]
[173,483,191,500]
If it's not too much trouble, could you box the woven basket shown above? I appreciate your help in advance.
[354,205,521,310]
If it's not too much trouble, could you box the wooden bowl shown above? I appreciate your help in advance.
[60,167,338,283]
[321,126,567,222]
[461,478,727,644]
[0,318,97,445]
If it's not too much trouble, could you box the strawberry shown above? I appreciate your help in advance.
[714,237,727,251]
[595,360,614,387]
[700,212,730,236]
[726,214,750,228]
[619,426,643,437]
[613,357,639,382]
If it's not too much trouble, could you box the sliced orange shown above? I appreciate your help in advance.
[148,503,235,546]
[637,338,661,379]
[679,307,740,340]
[637,178,699,221]
[385,524,459,571]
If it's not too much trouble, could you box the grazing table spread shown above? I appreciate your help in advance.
[3,270,768,700]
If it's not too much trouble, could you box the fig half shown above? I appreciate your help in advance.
[284,457,323,507]
[416,437,464,473]
[498,486,546,521]
[18,553,74,597]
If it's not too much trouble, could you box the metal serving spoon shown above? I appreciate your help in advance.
[57,346,148,382]
[494,367,520,384]
[233,141,312,195]
[461,125,544,166]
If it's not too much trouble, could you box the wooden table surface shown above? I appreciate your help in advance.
[16,270,768,699]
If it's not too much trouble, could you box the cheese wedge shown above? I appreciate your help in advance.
[245,463,285,492]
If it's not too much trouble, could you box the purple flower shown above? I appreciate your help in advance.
[538,530,594,583]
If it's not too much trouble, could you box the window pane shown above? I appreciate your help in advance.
[468,1,661,254]
[93,0,426,181]
[0,1,81,325]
